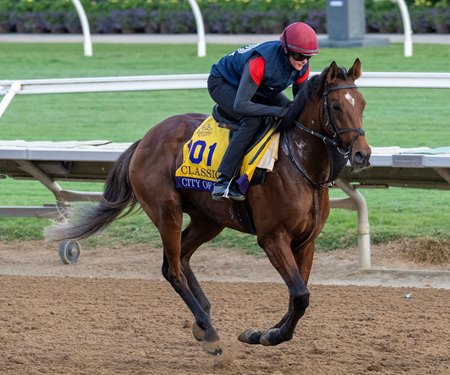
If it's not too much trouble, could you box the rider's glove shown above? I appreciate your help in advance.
[277,102,297,132]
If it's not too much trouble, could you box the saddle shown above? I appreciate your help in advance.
[213,105,278,187]
[175,106,279,194]
[212,105,238,128]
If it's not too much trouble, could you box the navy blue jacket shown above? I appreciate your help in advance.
[210,41,309,99]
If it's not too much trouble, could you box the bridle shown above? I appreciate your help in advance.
[285,83,365,190]
[295,83,365,157]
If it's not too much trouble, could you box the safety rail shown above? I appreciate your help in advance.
[1,72,449,268]
[2,72,450,120]
[1,71,450,95]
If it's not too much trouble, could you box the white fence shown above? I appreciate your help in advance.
[2,72,450,119]
[1,71,450,95]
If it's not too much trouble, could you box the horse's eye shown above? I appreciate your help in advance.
[332,104,340,111]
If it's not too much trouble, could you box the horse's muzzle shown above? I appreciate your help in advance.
[350,150,371,171]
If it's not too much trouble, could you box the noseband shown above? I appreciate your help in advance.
[295,83,365,157]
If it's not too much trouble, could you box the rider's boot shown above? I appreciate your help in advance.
[212,175,245,201]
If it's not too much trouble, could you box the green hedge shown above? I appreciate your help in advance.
[0,0,448,34]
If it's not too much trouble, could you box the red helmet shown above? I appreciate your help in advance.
[280,22,319,56]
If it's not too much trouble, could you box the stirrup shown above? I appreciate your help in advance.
[211,176,230,200]
[226,188,245,201]
[212,177,245,201]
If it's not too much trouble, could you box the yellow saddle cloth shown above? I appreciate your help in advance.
[175,116,279,193]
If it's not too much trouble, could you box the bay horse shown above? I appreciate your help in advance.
[46,59,371,355]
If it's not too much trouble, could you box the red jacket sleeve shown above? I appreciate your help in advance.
[248,56,265,86]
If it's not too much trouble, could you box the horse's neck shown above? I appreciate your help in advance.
[287,113,332,184]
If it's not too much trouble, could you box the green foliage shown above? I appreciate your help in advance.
[2,0,326,12]
[0,0,448,34]
[1,0,444,12]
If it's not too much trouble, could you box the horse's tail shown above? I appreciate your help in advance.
[44,140,141,241]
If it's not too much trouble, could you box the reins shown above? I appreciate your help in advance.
[285,131,330,190]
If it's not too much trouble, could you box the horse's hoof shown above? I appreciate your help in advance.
[260,328,285,346]
[238,329,263,345]
[192,322,205,342]
[202,339,223,356]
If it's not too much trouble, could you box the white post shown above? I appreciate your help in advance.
[187,0,206,57]
[334,179,371,269]
[70,0,93,57]
[391,0,413,57]
[0,81,21,119]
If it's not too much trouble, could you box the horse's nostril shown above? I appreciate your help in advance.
[354,151,364,165]
[352,151,371,169]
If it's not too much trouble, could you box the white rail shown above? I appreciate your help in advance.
[69,0,206,57]
[0,72,449,99]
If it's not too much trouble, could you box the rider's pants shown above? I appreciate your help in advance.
[207,75,288,178]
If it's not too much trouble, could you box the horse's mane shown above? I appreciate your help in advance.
[287,65,349,129]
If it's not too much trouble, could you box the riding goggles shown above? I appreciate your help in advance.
[290,52,312,62]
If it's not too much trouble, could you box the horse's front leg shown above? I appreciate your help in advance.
[262,241,316,331]
[293,241,315,285]
[238,233,310,346]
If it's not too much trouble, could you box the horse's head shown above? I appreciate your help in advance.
[320,58,371,170]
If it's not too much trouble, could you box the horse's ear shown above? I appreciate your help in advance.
[326,61,339,85]
[348,58,362,81]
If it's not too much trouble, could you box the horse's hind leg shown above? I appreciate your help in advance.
[178,215,224,342]
[138,194,223,355]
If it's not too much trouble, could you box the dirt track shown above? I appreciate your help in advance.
[0,241,449,374]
